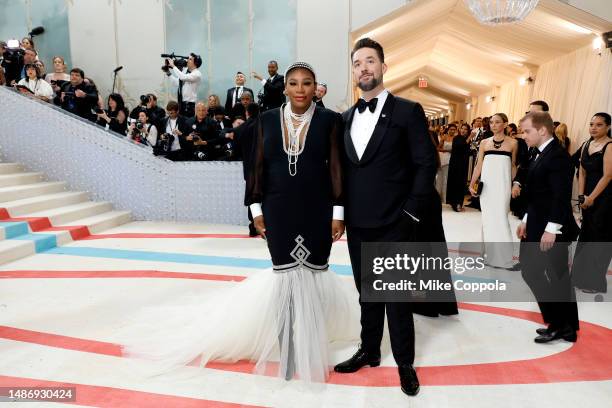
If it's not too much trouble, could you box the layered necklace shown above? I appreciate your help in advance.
[281,101,316,176]
[492,135,505,149]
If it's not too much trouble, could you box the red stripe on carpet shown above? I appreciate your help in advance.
[42,225,92,240]
[1,216,51,231]
[0,270,247,281]
[1,303,611,386]
[0,375,266,407]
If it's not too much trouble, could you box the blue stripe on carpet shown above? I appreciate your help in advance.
[0,221,30,239]
[11,233,58,252]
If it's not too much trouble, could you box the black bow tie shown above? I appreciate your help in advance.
[356,98,378,113]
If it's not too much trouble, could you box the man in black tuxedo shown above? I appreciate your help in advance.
[252,60,285,111]
[516,111,579,344]
[333,38,437,397]
[224,72,253,114]
[512,100,551,201]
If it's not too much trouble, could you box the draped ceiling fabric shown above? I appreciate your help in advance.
[352,0,612,132]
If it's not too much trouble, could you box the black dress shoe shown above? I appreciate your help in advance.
[536,326,552,336]
[398,364,420,396]
[534,326,577,343]
[334,349,380,373]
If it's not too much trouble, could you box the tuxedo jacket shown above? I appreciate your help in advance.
[523,137,578,242]
[261,75,285,110]
[341,93,437,228]
[224,86,254,113]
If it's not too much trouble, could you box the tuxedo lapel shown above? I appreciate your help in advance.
[358,94,395,165]
[343,105,360,164]
[529,138,557,176]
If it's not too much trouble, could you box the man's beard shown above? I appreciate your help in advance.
[358,73,381,92]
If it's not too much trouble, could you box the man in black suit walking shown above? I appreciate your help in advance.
[252,60,285,111]
[516,111,579,343]
[333,38,437,397]
[224,72,253,114]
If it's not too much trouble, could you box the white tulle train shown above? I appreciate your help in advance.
[120,267,360,383]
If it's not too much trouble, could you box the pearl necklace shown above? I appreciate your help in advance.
[280,101,316,176]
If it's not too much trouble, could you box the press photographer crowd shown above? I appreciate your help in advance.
[0,33,329,162]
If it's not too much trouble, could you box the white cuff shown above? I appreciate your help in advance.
[333,206,344,221]
[545,222,563,235]
[261,78,267,86]
[249,203,263,218]
[522,213,528,224]
[513,181,521,187]
[403,209,420,223]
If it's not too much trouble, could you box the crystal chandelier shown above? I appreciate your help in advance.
[464,0,540,25]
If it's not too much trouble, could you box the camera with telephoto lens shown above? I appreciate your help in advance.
[153,133,175,156]
[193,150,209,161]
[217,128,235,159]
[161,52,188,74]
[1,39,24,84]
[139,94,150,106]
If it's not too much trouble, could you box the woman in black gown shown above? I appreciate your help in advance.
[122,63,359,384]
[246,62,359,382]
[572,112,611,294]
[446,123,471,211]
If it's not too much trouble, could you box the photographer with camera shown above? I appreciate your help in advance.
[156,100,189,160]
[96,93,129,134]
[16,63,54,102]
[184,101,219,161]
[164,53,202,118]
[127,110,157,147]
[129,93,166,131]
[54,68,99,120]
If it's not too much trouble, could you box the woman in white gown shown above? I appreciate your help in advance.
[469,113,518,268]
[120,62,359,383]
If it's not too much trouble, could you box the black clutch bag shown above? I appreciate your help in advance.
[476,181,484,196]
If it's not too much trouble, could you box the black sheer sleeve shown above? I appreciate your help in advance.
[245,118,265,206]
[329,113,344,207]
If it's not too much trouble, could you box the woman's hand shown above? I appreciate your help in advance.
[469,183,478,196]
[253,215,266,240]
[580,195,594,209]
[332,220,345,242]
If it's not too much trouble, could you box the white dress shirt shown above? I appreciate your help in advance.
[232,86,244,107]
[170,67,201,103]
[521,137,562,234]
[350,89,389,159]
[165,118,182,151]
[17,77,54,99]
[260,75,276,87]
[349,89,418,222]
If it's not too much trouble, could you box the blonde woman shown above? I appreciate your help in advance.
[555,123,571,152]
[45,56,71,95]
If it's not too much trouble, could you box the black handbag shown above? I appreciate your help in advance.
[476,181,484,196]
